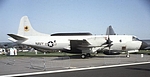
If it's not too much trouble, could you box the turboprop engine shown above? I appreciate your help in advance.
[103,50,121,55]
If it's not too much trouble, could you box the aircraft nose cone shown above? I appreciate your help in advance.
[140,41,148,50]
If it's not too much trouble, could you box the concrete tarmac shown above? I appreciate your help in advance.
[27,63,150,77]
[0,54,150,76]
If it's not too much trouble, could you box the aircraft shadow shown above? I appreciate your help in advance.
[68,55,127,59]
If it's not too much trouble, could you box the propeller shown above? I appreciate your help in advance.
[101,35,113,50]
[102,25,114,51]
[106,35,113,50]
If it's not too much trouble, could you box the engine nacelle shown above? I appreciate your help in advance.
[61,49,82,54]
[103,50,121,55]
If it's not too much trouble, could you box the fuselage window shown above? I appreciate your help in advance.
[119,39,122,42]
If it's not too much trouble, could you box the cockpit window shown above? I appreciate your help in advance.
[132,36,139,41]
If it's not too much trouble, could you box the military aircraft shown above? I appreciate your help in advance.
[7,16,148,58]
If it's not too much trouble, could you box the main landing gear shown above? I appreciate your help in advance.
[81,53,91,59]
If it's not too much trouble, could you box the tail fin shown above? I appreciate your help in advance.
[106,26,116,35]
[18,16,49,36]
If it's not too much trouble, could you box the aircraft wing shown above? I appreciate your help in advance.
[69,37,106,49]
[70,40,90,48]
[68,38,106,54]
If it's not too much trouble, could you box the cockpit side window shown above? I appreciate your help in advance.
[132,36,139,41]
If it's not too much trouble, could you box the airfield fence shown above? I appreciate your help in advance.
[30,57,46,70]
[0,56,16,65]
[6,56,15,65]
[29,56,70,70]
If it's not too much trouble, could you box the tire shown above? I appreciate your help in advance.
[81,54,86,59]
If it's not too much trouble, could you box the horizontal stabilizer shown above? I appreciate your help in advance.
[7,34,27,40]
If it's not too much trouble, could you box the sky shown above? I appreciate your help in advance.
[0,0,150,42]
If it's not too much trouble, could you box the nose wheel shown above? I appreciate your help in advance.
[126,51,130,58]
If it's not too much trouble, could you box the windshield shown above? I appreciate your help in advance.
[132,36,139,41]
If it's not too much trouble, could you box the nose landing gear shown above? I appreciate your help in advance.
[126,51,130,58]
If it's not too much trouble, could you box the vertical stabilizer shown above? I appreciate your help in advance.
[18,16,49,36]
[106,26,116,35]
